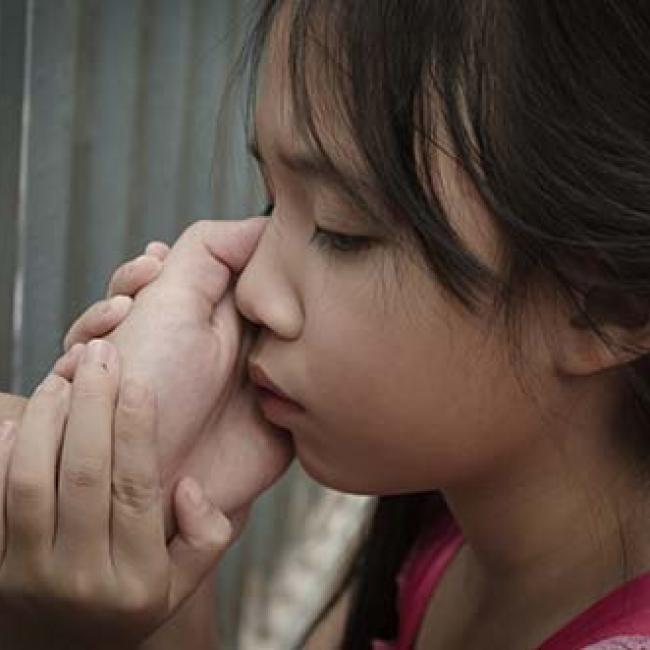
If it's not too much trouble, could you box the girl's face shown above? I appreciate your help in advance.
[234,32,575,496]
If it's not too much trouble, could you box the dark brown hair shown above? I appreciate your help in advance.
[234,1,650,647]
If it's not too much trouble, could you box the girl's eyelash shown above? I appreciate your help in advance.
[309,226,373,254]
[261,202,372,255]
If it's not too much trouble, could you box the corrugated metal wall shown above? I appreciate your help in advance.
[0,1,373,648]
[1,0,259,395]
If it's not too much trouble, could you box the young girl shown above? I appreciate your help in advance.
[4,1,650,648]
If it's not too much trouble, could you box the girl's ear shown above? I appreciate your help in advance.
[554,287,650,377]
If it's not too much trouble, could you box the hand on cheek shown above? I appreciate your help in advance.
[0,340,234,649]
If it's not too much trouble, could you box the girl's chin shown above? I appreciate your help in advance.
[293,447,379,495]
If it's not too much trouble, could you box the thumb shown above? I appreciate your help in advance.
[161,217,267,306]
[167,477,233,607]
[199,217,268,274]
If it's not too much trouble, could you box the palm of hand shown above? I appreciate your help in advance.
[106,231,293,538]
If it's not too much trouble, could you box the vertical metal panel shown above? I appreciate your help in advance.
[65,0,142,318]
[0,0,26,390]
[127,0,196,250]
[212,0,263,220]
[178,0,237,222]
[18,0,80,393]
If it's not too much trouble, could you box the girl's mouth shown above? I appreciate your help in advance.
[248,362,305,424]
[255,386,305,424]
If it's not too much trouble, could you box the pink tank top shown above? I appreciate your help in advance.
[372,512,650,650]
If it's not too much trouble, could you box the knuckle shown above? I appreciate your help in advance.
[117,577,165,616]
[121,259,137,277]
[62,456,108,490]
[110,264,132,290]
[118,380,154,417]
[59,568,107,603]
[73,368,113,400]
[8,471,46,508]
[94,299,114,322]
[88,301,119,333]
[112,472,159,515]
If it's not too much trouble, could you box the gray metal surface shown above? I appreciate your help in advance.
[0,0,27,391]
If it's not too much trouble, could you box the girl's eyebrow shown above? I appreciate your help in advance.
[247,138,362,189]
[248,138,383,228]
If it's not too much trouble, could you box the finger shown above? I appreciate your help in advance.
[144,241,170,261]
[63,296,132,352]
[5,375,71,563]
[162,218,268,305]
[111,376,166,574]
[167,477,233,608]
[0,420,18,561]
[106,255,163,299]
[56,340,119,561]
[52,343,86,381]
[199,217,268,274]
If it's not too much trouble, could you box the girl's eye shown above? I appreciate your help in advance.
[260,203,372,254]
[310,225,373,254]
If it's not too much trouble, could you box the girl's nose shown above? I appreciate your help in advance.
[234,224,304,340]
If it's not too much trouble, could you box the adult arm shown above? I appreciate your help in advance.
[139,573,220,650]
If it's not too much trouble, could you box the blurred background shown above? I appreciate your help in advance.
[0,1,372,647]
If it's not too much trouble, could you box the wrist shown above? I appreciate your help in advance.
[139,571,219,650]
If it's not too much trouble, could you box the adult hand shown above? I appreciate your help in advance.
[60,219,294,540]
[0,343,232,650]
[61,239,170,352]
[0,243,169,427]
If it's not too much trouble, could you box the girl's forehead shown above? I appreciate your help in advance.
[255,31,498,263]
[257,2,354,147]
[254,58,373,195]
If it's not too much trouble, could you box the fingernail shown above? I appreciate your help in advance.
[0,420,16,443]
[84,339,113,368]
[109,295,132,311]
[38,374,65,393]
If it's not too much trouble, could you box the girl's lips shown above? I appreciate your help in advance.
[255,386,305,426]
[248,362,304,411]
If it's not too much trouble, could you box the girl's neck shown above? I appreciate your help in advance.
[442,430,650,614]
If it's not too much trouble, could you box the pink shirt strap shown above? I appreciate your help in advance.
[372,512,462,650]
[373,509,650,650]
